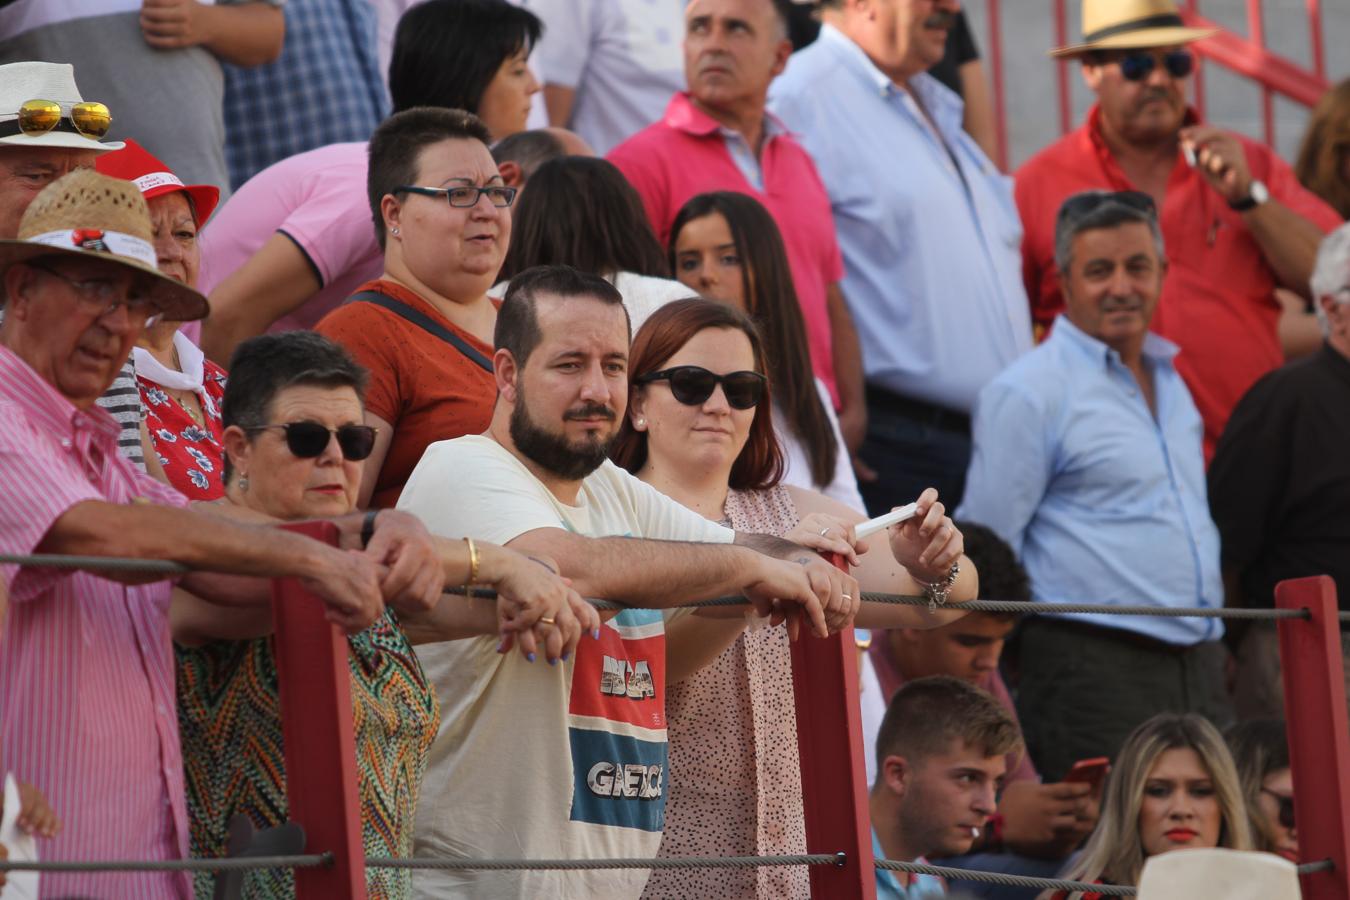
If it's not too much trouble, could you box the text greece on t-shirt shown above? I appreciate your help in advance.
[397,434,734,899]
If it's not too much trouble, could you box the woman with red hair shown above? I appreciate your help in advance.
[611,298,979,899]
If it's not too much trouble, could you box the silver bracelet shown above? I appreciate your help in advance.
[918,561,961,612]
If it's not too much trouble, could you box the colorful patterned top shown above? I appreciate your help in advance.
[136,336,229,501]
[177,612,440,899]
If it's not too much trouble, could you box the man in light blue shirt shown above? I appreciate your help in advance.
[872,676,1019,900]
[958,190,1231,781]
[768,0,1032,514]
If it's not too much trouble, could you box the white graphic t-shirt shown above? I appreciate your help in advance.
[399,435,733,899]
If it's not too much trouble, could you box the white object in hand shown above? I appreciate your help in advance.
[1183,142,1198,168]
[1,773,40,900]
[855,503,920,540]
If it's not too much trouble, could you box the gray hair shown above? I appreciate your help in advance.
[491,129,566,182]
[1310,222,1350,336]
[1054,191,1166,276]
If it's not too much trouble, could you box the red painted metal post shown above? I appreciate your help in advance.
[790,552,876,899]
[1054,0,1072,136]
[986,0,1010,171]
[1245,0,1276,147]
[1308,0,1326,82]
[1276,576,1350,900]
[272,521,366,900]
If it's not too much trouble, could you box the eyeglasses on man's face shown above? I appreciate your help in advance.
[28,262,162,328]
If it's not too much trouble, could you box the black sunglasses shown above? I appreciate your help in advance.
[1057,189,1156,226]
[634,365,767,410]
[246,422,379,461]
[1262,788,1295,830]
[1114,49,1194,82]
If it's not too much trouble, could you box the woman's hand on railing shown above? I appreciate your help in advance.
[489,550,600,665]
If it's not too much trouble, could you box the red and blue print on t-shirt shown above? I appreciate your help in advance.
[568,607,669,832]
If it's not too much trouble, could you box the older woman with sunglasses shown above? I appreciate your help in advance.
[171,331,595,899]
[610,299,977,900]
[315,107,514,510]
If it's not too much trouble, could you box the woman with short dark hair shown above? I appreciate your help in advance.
[174,330,594,899]
[316,108,512,508]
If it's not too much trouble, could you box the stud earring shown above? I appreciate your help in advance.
[391,227,400,236]
[636,418,646,428]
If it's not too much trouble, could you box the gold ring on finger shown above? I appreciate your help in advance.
[540,616,556,626]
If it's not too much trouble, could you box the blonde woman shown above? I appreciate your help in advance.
[1045,714,1252,900]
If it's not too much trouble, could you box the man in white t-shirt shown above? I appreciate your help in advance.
[524,0,686,154]
[399,264,858,899]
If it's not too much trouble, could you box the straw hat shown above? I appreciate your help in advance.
[1137,849,1301,900]
[0,62,123,152]
[96,139,220,226]
[1049,0,1217,58]
[0,169,208,322]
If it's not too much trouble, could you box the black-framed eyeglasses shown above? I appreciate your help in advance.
[1058,188,1155,225]
[1109,49,1195,82]
[395,184,517,208]
[634,365,767,410]
[245,422,379,461]
[1262,788,1296,830]
[28,262,163,327]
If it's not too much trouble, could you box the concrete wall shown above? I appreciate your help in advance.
[961,0,1350,168]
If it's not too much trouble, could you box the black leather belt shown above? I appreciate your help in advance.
[865,384,971,435]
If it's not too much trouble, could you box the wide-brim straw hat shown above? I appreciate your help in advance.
[1137,849,1301,900]
[0,169,208,321]
[96,139,220,226]
[0,62,124,152]
[1050,0,1218,58]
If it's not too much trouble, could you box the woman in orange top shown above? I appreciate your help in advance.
[316,107,515,508]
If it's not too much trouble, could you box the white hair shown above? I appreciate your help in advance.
[1310,223,1350,336]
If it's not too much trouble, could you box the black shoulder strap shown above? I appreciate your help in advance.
[349,290,493,373]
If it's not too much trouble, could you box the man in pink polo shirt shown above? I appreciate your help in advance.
[608,0,866,462]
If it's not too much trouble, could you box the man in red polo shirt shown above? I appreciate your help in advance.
[1016,0,1340,459]
[608,0,866,458]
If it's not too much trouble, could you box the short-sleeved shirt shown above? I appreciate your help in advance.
[609,92,847,404]
[0,0,277,200]
[195,141,382,342]
[398,435,734,899]
[1015,105,1343,458]
[221,0,386,190]
[315,278,496,509]
[523,0,686,155]
[0,344,191,900]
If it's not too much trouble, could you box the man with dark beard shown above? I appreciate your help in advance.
[396,264,860,900]
[959,192,1231,782]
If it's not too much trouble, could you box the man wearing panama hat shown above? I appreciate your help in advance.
[0,170,443,898]
[1015,0,1341,462]
[0,61,164,473]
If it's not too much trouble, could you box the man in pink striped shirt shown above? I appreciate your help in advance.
[0,170,442,898]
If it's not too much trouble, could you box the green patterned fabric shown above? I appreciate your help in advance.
[177,612,439,899]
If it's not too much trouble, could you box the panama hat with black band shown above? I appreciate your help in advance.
[0,62,123,153]
[0,169,208,322]
[1050,0,1217,58]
